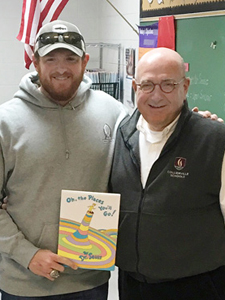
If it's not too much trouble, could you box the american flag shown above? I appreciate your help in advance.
[17,0,69,69]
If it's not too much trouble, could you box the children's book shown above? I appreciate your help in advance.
[58,190,121,271]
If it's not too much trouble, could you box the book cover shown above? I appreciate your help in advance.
[58,190,121,271]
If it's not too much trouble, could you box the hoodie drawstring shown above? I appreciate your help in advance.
[58,105,71,160]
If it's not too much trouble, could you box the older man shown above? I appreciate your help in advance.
[109,48,225,299]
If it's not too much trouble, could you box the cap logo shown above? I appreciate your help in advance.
[52,24,68,33]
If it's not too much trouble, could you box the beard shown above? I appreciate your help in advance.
[39,71,84,103]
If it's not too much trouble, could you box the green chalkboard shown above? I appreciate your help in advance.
[142,15,225,119]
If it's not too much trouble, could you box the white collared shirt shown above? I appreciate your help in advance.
[137,115,225,222]
[137,114,179,187]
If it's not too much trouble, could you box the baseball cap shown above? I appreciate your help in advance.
[34,20,86,57]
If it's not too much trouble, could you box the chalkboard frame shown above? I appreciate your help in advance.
[140,0,225,19]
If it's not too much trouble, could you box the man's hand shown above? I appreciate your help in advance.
[28,249,78,281]
[0,197,8,210]
[192,107,224,123]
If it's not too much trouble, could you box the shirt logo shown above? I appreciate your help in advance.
[103,124,112,141]
[174,157,186,171]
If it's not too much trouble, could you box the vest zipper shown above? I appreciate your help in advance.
[135,188,145,275]
[125,139,144,275]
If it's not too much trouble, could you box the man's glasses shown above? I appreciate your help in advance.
[135,77,185,94]
[36,32,85,51]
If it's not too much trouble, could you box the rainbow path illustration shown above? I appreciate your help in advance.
[58,203,117,271]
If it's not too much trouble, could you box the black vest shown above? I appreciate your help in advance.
[109,102,225,282]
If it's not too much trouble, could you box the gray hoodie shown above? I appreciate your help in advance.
[0,72,127,296]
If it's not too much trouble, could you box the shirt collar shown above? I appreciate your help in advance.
[137,114,180,143]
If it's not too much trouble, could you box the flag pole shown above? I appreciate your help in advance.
[105,0,139,36]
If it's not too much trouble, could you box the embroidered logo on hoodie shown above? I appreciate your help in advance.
[103,124,112,142]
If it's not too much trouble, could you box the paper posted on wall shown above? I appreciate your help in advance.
[58,190,121,271]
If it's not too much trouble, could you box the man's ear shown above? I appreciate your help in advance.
[82,53,90,69]
[32,54,39,71]
[132,78,137,92]
[184,77,190,94]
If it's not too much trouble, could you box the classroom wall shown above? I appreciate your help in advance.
[99,0,139,76]
[0,0,140,105]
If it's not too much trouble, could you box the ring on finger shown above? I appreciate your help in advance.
[49,269,60,279]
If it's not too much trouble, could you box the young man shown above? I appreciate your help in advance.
[110,47,225,300]
[0,20,127,299]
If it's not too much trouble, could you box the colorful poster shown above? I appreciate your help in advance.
[58,190,120,271]
[138,23,158,60]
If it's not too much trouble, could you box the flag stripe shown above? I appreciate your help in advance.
[17,0,28,41]
[51,0,69,21]
[41,0,55,22]
[25,0,38,44]
[17,0,69,69]
[27,1,41,45]
[24,44,33,69]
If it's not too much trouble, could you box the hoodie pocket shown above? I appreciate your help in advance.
[37,223,59,253]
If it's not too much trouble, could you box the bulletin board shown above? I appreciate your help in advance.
[141,15,225,120]
[140,0,225,19]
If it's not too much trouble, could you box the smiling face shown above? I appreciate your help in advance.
[133,48,190,131]
[33,48,89,106]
